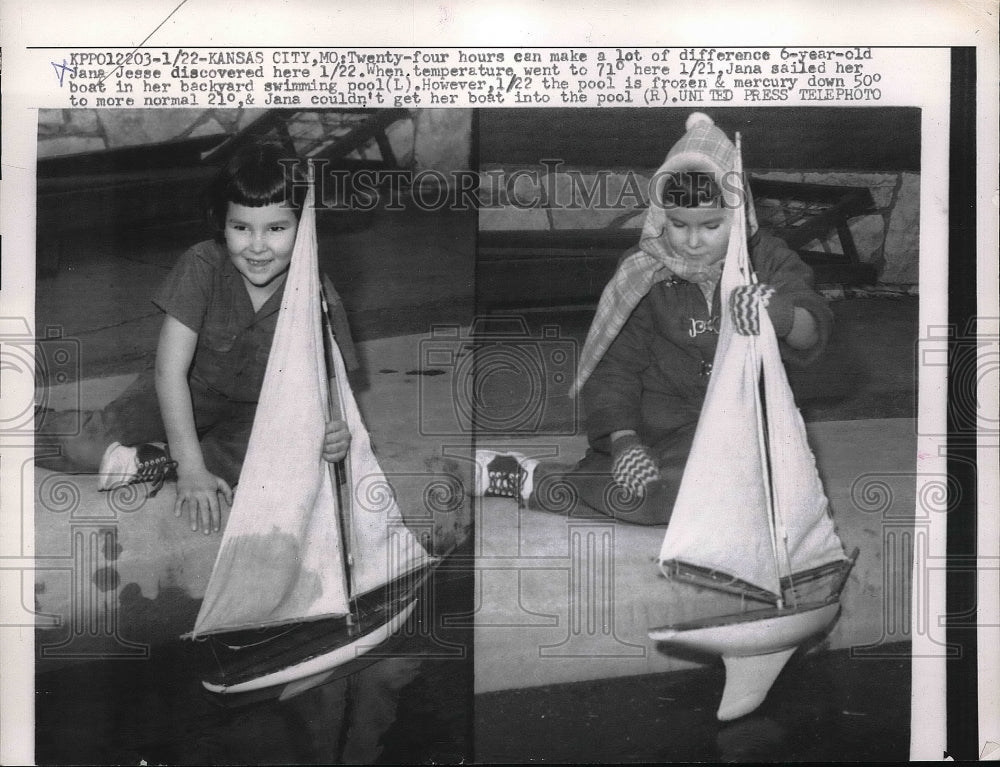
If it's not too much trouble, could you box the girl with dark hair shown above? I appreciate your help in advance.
[40,141,357,535]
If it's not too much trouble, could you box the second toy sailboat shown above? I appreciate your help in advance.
[648,135,857,721]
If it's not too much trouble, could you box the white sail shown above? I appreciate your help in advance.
[657,137,845,600]
[325,304,432,599]
[191,186,429,637]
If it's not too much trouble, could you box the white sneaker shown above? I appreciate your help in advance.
[98,441,176,496]
[473,450,538,503]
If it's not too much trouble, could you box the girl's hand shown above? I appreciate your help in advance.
[323,419,351,463]
[174,467,233,535]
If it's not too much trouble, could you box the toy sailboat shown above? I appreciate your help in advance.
[185,185,434,698]
[648,135,857,721]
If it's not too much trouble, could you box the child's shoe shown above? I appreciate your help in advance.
[473,450,538,504]
[98,441,177,496]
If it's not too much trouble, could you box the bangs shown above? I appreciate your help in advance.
[208,142,307,235]
[224,161,291,209]
[659,171,723,209]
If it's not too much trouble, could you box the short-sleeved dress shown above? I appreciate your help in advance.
[37,240,357,487]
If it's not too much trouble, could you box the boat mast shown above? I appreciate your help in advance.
[736,132,787,610]
[321,285,359,627]
[747,317,783,610]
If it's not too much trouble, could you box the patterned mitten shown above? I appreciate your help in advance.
[729,283,795,337]
[611,435,660,498]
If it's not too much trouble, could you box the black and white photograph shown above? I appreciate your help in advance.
[30,107,476,764]
[0,3,996,765]
[471,106,921,761]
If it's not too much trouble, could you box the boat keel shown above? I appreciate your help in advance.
[717,647,796,721]
[649,602,841,720]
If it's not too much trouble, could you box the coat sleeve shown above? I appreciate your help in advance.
[752,232,834,367]
[581,291,656,450]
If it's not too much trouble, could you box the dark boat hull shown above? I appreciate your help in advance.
[198,564,432,696]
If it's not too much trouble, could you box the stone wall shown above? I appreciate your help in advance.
[480,165,920,286]
[37,108,473,175]
[754,170,919,286]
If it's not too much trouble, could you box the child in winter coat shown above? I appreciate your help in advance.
[476,113,833,526]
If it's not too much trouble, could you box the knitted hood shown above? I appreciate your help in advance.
[638,112,758,283]
[570,113,757,397]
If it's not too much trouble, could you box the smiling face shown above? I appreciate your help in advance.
[224,202,299,292]
[662,205,733,269]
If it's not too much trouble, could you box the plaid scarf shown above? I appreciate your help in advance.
[570,114,757,397]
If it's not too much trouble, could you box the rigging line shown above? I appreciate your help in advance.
[322,286,356,611]
[751,333,783,609]
[762,347,798,610]
[313,161,364,598]
[735,131,784,609]
[767,355,798,607]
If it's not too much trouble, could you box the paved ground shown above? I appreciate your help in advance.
[473,418,918,695]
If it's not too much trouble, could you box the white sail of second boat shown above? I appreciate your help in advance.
[656,135,846,603]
